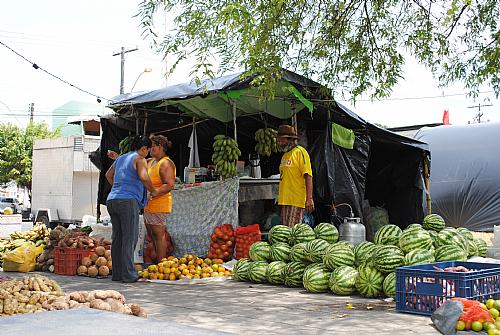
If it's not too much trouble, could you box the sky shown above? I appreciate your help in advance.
[0,0,498,130]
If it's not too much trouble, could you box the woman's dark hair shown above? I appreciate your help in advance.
[149,135,173,153]
[130,135,152,151]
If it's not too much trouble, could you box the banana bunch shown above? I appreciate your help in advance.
[118,136,132,155]
[10,223,50,243]
[212,134,241,179]
[254,128,278,156]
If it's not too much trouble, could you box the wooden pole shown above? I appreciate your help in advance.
[423,155,432,214]
[232,101,237,142]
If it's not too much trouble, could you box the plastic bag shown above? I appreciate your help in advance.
[3,242,44,272]
[208,224,235,261]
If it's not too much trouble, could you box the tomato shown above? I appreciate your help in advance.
[226,240,233,247]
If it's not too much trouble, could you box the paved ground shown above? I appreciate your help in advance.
[1,271,439,334]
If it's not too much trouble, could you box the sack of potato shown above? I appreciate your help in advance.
[77,246,112,278]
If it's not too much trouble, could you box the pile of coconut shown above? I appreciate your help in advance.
[77,246,112,277]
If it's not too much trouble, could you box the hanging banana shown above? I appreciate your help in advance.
[211,134,241,179]
[254,128,278,156]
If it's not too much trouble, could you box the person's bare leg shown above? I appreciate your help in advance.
[151,224,168,261]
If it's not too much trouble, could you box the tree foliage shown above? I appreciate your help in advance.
[137,0,499,100]
[0,122,60,196]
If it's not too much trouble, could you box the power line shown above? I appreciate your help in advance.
[0,40,109,102]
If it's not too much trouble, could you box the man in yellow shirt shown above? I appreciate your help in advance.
[277,125,314,227]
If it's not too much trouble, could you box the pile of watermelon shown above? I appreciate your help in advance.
[232,214,489,299]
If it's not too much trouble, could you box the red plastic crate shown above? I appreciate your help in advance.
[54,247,94,276]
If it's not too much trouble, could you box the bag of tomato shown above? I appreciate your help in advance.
[208,224,235,261]
[235,224,261,259]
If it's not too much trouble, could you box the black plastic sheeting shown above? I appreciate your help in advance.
[415,122,500,231]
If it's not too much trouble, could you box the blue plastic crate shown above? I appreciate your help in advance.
[396,261,500,316]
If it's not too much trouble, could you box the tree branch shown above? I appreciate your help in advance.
[446,4,469,39]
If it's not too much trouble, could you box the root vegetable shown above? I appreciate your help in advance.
[129,303,147,318]
[90,253,99,263]
[106,260,112,270]
[90,299,111,311]
[104,249,112,260]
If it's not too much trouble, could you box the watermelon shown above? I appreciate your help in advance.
[435,245,468,261]
[399,228,433,254]
[290,242,310,263]
[303,264,331,293]
[355,265,385,298]
[232,258,251,281]
[314,223,339,243]
[249,241,271,261]
[435,228,468,253]
[354,241,378,267]
[383,272,396,298]
[266,261,287,285]
[329,266,358,295]
[423,214,446,232]
[456,227,474,241]
[248,261,268,283]
[466,239,478,258]
[374,224,402,246]
[305,239,331,263]
[284,261,307,287]
[372,245,405,274]
[269,242,291,262]
[323,242,355,270]
[269,225,291,245]
[289,223,316,245]
[404,249,435,266]
[404,223,423,232]
[473,238,488,257]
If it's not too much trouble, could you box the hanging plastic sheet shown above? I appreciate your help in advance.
[415,122,500,231]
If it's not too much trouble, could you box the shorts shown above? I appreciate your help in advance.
[143,212,169,226]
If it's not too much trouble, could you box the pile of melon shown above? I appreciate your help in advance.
[77,246,112,277]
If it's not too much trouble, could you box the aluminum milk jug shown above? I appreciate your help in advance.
[338,217,366,245]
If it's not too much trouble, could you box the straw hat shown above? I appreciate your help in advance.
[277,125,298,139]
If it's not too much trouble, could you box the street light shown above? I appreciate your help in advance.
[130,67,152,92]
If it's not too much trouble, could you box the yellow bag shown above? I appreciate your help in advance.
[3,242,44,272]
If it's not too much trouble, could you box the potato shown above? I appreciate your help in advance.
[104,249,112,260]
[77,265,88,275]
[98,266,110,277]
[95,257,107,267]
[81,257,92,267]
[95,246,106,257]
[87,265,98,277]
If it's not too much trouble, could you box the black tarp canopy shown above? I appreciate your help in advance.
[415,122,500,231]
[97,69,429,231]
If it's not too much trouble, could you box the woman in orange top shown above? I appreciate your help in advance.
[144,135,176,262]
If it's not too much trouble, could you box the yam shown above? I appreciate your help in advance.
[95,257,107,267]
[95,246,106,256]
[87,265,98,277]
[98,265,110,277]
[81,256,92,267]
[90,299,111,311]
[129,303,147,318]
[90,253,99,263]
[104,249,112,260]
[77,265,88,275]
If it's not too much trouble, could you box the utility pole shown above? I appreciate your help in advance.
[29,103,34,123]
[467,103,493,123]
[112,46,139,94]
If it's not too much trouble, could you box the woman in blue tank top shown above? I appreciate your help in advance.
[106,136,157,283]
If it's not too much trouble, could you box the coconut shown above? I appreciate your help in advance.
[95,246,106,256]
[81,256,92,267]
[77,265,88,275]
[95,257,107,267]
[98,265,110,276]
[90,253,99,263]
[87,265,98,277]
[104,249,112,260]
